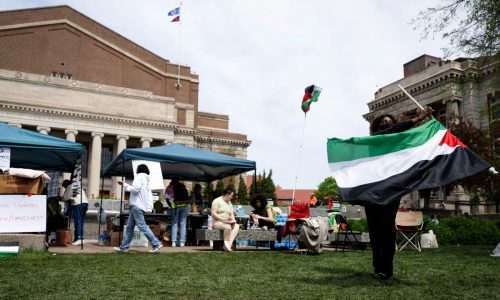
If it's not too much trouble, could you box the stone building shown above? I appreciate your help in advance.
[364,54,499,214]
[0,6,251,198]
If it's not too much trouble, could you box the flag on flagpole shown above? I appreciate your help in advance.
[327,119,490,206]
[302,85,321,113]
[168,7,180,16]
[171,15,180,22]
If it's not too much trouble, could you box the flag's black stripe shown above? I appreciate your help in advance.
[340,147,490,206]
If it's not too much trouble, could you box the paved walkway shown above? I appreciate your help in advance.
[48,240,275,254]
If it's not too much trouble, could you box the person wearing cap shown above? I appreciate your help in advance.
[62,179,89,245]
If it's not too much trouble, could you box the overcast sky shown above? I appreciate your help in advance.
[1,0,451,189]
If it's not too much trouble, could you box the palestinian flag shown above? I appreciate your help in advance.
[327,119,490,206]
[0,242,19,257]
[302,85,321,113]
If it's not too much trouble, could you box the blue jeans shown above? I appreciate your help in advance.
[73,203,88,241]
[120,205,160,250]
[171,205,188,245]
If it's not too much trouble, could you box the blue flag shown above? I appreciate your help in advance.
[168,7,180,16]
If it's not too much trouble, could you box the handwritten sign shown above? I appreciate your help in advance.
[0,195,46,233]
[0,147,10,172]
[132,160,164,191]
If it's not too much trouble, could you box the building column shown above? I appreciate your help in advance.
[8,123,22,128]
[163,139,172,145]
[63,129,79,182]
[88,132,104,199]
[113,135,129,198]
[36,126,51,135]
[446,99,461,125]
[141,137,153,148]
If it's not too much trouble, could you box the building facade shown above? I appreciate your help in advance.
[364,54,499,214]
[0,6,251,198]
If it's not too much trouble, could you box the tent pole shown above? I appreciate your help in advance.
[80,166,84,251]
[118,160,125,246]
[97,174,105,246]
[253,169,257,193]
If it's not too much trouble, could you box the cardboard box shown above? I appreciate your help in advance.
[149,224,161,237]
[110,231,123,247]
[56,230,72,246]
[0,175,44,194]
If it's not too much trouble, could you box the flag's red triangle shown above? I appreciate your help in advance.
[439,130,468,148]
[171,16,180,22]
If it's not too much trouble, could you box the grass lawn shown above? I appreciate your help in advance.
[0,246,499,299]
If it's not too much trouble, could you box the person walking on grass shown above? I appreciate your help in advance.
[114,164,163,253]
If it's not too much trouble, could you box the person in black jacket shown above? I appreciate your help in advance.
[366,106,433,280]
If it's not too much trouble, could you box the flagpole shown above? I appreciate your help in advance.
[175,1,183,89]
[291,113,307,204]
[397,84,424,110]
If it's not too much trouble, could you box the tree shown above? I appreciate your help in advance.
[315,177,340,202]
[203,181,214,204]
[225,176,235,192]
[412,0,500,57]
[247,169,277,201]
[447,118,500,212]
[214,180,225,199]
[237,175,248,204]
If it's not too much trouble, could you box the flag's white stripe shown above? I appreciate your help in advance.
[0,246,19,252]
[329,130,457,188]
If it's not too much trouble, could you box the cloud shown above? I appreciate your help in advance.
[0,0,448,189]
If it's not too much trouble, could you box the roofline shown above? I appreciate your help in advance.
[0,5,179,67]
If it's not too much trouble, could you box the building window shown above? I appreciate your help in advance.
[51,71,58,77]
[491,95,500,121]
[101,144,113,178]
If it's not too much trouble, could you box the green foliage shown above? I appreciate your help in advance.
[225,176,235,192]
[427,216,500,245]
[237,175,248,204]
[347,218,368,232]
[412,0,500,57]
[214,180,225,198]
[315,177,340,201]
[203,181,213,202]
[248,169,277,201]
[447,118,500,210]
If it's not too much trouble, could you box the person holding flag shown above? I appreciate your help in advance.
[365,106,432,280]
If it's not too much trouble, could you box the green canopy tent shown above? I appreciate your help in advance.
[101,143,257,241]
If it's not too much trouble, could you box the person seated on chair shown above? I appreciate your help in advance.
[249,194,275,229]
[211,188,239,252]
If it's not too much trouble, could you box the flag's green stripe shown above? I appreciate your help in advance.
[327,119,445,163]
[311,90,320,102]
[302,99,313,109]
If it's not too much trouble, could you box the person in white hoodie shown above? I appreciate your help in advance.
[62,179,89,245]
[114,164,163,253]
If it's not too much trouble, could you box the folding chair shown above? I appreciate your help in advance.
[284,202,310,250]
[334,214,360,251]
[395,210,427,252]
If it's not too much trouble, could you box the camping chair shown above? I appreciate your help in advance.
[334,214,360,251]
[284,202,310,250]
[395,210,427,252]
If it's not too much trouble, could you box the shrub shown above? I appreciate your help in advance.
[427,217,500,245]
[347,218,368,232]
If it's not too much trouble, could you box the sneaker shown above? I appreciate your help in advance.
[72,239,83,246]
[171,242,177,247]
[150,244,163,253]
[180,242,185,247]
[113,247,128,253]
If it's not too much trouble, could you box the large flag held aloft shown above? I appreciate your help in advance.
[327,119,490,206]
[301,85,321,113]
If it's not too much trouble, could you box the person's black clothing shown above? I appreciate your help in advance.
[364,118,414,278]
[372,120,413,135]
[365,201,399,277]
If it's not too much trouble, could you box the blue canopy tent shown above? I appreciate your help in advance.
[101,144,256,242]
[102,143,256,181]
[0,123,84,248]
[0,123,83,172]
